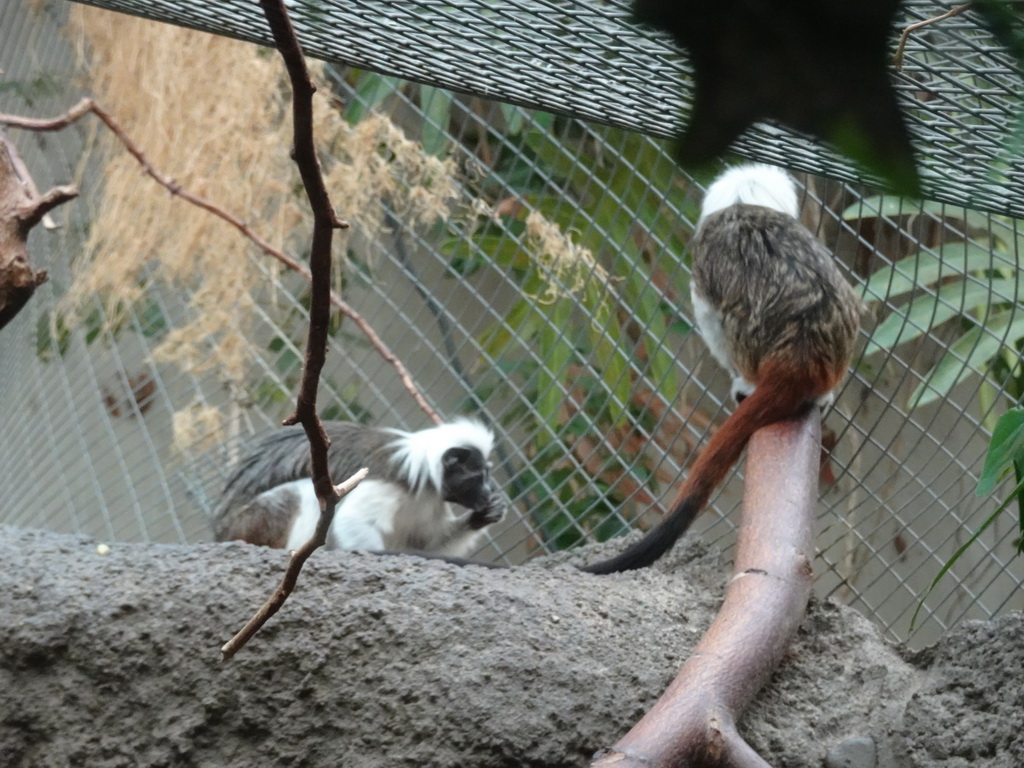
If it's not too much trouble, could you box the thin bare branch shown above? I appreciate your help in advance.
[1,130,70,230]
[0,97,95,131]
[0,101,440,424]
[219,0,348,660]
[220,466,369,661]
[334,466,369,497]
[17,184,79,232]
[893,3,972,70]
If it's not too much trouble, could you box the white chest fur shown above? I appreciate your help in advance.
[282,478,477,556]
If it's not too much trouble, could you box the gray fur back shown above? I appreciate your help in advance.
[215,422,403,523]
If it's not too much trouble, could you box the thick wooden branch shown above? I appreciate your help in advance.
[593,411,820,768]
[0,135,78,332]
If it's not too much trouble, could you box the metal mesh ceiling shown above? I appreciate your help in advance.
[71,0,1024,217]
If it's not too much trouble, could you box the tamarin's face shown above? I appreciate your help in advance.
[440,446,502,514]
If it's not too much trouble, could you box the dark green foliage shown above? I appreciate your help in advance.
[444,113,697,549]
[977,408,1024,553]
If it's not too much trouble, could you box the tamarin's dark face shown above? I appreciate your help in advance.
[440,446,502,516]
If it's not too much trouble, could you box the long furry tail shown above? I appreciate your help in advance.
[580,362,825,574]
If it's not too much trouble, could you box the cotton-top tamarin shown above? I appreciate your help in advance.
[214,419,505,558]
[581,163,861,574]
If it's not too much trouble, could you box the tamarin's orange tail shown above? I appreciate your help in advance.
[581,361,832,574]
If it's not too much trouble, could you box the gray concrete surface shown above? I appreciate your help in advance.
[1,526,1021,767]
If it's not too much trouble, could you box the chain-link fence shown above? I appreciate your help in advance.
[2,0,1022,649]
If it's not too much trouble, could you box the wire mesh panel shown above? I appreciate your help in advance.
[69,0,1024,218]
[1,1,1022,649]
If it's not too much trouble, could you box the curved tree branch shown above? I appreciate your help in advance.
[0,101,439,424]
[0,134,78,332]
[221,0,349,660]
[593,410,820,768]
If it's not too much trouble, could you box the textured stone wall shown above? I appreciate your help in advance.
[1,527,1021,767]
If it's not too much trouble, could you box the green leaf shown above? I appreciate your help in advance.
[865,278,1022,356]
[864,242,1001,301]
[523,126,579,181]
[480,299,538,359]
[985,215,1024,253]
[253,377,290,406]
[275,347,301,375]
[1016,458,1024,554]
[974,0,1024,72]
[592,511,631,542]
[909,309,1024,408]
[535,300,573,446]
[443,233,526,273]
[587,295,632,428]
[420,86,452,156]
[345,71,400,125]
[842,196,990,232]
[84,307,107,346]
[563,413,592,437]
[137,299,167,338]
[321,404,345,421]
[500,103,526,135]
[911,473,1024,631]
[977,409,1024,497]
[542,511,584,551]
[621,267,679,393]
[531,111,555,131]
[36,313,71,361]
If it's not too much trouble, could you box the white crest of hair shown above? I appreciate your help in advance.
[387,418,495,494]
[699,163,800,221]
